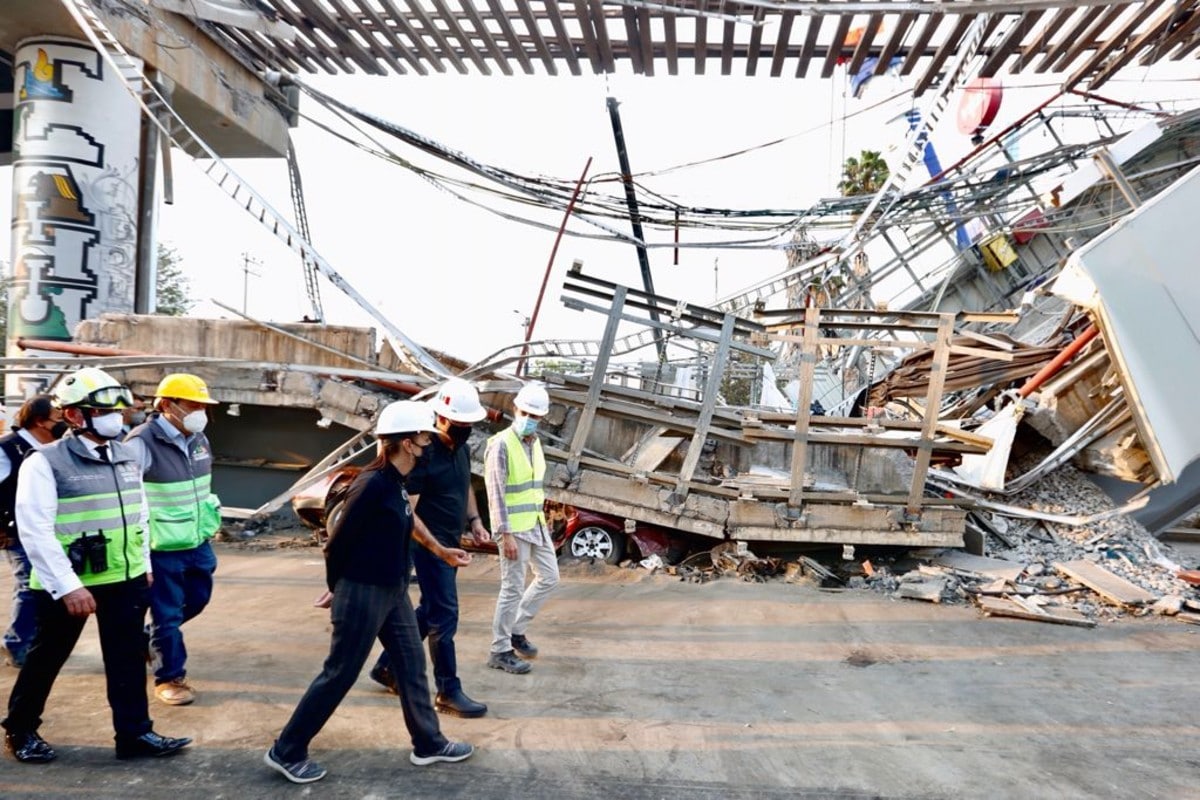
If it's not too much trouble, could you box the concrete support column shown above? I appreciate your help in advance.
[7,36,143,403]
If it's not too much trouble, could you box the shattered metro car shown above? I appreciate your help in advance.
[293,474,692,565]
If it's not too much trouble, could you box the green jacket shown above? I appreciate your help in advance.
[127,418,221,551]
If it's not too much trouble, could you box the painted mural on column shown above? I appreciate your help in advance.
[7,37,141,398]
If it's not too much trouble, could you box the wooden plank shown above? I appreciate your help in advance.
[292,0,385,73]
[694,0,709,74]
[930,550,1024,581]
[459,0,513,75]
[820,13,852,78]
[900,10,942,76]
[1060,0,1158,88]
[795,7,823,78]
[378,0,446,71]
[876,11,916,71]
[626,433,684,473]
[907,314,953,513]
[485,0,536,73]
[570,0,604,73]
[350,0,425,74]
[1013,5,1072,72]
[514,0,558,74]
[769,10,795,77]
[728,524,963,548]
[746,7,766,76]
[663,10,679,74]
[976,595,1096,627]
[674,314,734,499]
[1054,2,1134,72]
[1035,5,1103,72]
[567,287,625,475]
[332,0,410,74]
[429,0,492,74]
[789,306,820,507]
[541,0,580,75]
[637,7,655,75]
[899,578,946,603]
[720,19,735,75]
[588,0,616,71]
[1092,0,1200,87]
[1054,559,1157,606]
[978,10,1042,77]
[266,0,355,73]
[913,12,972,96]
[846,13,883,76]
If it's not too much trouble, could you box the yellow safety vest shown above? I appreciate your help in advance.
[491,427,545,532]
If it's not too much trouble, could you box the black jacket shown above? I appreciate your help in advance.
[323,463,413,592]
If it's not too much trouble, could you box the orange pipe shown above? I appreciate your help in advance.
[1018,324,1099,398]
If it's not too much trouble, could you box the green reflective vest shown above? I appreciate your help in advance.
[489,427,545,532]
[127,419,221,551]
[31,436,147,590]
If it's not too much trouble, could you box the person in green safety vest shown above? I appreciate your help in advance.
[1,367,192,764]
[484,383,559,675]
[124,372,221,707]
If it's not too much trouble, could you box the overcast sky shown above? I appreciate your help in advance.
[4,64,1197,368]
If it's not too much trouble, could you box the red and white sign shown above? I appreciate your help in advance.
[957,77,1003,136]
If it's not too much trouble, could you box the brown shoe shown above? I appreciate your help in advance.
[155,677,196,706]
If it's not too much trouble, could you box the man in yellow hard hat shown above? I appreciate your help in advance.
[124,373,221,707]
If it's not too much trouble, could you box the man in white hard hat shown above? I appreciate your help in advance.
[2,367,191,763]
[367,378,492,718]
[484,383,558,675]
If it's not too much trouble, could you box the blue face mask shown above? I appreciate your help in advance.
[513,416,539,437]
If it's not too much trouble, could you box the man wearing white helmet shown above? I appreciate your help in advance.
[484,383,559,675]
[265,400,474,784]
[2,367,191,763]
[367,378,491,718]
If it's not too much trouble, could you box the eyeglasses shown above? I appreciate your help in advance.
[77,386,134,409]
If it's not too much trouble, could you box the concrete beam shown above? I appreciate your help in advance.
[1,0,288,157]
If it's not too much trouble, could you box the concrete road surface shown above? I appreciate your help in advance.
[0,540,1196,799]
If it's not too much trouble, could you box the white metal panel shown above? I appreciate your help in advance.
[1052,163,1200,483]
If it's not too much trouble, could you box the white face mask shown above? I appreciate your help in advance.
[90,412,125,440]
[182,409,208,434]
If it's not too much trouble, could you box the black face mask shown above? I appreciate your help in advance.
[448,425,471,447]
[49,421,69,440]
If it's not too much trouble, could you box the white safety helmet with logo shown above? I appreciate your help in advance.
[375,399,439,436]
[513,383,550,416]
[429,378,486,423]
[53,367,134,409]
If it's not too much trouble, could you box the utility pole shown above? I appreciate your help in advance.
[241,252,262,315]
[606,96,665,361]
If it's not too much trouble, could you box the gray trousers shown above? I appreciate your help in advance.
[275,579,446,761]
[491,536,559,654]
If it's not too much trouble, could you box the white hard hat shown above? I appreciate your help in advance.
[514,383,550,416]
[376,400,439,436]
[429,378,486,423]
[54,367,133,409]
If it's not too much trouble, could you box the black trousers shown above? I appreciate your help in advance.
[3,577,153,739]
[274,579,446,761]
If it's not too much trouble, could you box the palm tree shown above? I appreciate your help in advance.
[837,150,890,196]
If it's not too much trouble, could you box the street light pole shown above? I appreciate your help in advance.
[241,252,262,315]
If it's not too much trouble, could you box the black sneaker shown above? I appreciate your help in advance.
[410,740,474,766]
[369,662,398,694]
[5,731,56,763]
[511,633,538,659]
[487,650,532,674]
[264,746,327,784]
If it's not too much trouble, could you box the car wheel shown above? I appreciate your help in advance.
[567,525,626,565]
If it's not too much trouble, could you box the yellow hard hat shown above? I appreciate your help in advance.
[155,373,218,405]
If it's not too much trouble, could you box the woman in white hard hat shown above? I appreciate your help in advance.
[265,401,474,785]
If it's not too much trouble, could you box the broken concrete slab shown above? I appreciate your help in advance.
[929,550,1026,582]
